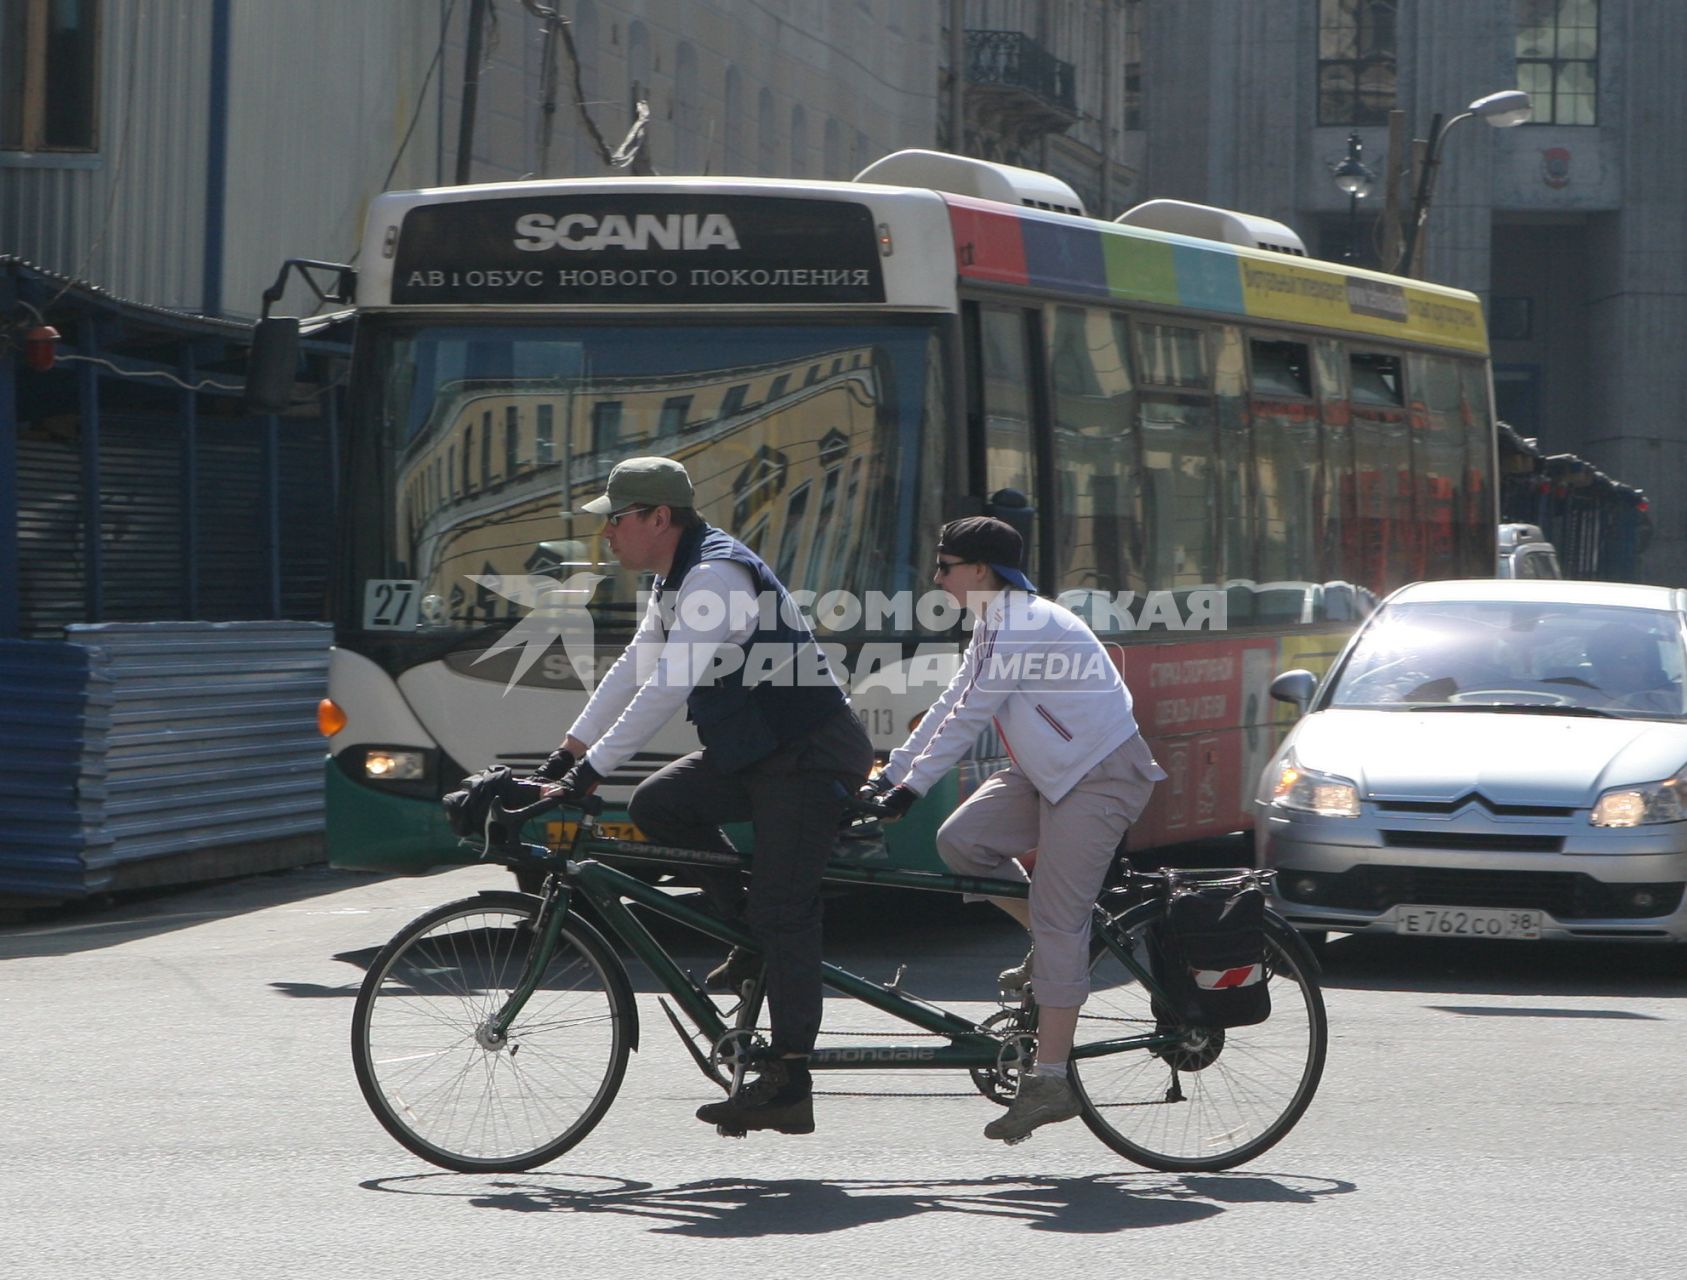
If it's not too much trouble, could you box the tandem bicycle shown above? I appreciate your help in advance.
[349,791,1327,1174]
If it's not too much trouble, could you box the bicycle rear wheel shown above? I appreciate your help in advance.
[1070,901,1326,1172]
[351,891,634,1172]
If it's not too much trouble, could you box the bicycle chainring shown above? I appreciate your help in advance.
[971,1009,1038,1106]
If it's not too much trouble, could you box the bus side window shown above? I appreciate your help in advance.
[1047,306,1143,601]
[977,306,1039,565]
[1134,319,1217,603]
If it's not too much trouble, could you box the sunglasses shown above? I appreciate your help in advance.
[934,558,978,576]
[604,505,653,528]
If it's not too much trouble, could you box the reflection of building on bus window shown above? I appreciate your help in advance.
[382,325,945,632]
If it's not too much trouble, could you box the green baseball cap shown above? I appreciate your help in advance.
[580,456,695,515]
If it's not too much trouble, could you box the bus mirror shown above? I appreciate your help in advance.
[245,316,300,414]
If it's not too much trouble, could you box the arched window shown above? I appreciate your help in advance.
[757,87,776,174]
[824,117,842,178]
[674,42,699,172]
[723,65,744,173]
[789,103,807,178]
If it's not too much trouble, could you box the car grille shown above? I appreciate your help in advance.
[1375,797,1577,818]
[1280,865,1685,919]
[1380,831,1565,853]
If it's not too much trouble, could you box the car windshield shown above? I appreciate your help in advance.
[1328,599,1687,718]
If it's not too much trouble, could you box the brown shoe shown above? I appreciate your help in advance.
[696,1061,815,1136]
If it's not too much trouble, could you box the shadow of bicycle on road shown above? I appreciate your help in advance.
[359,1168,1353,1236]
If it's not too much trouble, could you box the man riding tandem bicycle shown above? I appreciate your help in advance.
[348,463,1328,1172]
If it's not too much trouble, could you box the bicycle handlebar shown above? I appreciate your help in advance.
[494,788,605,827]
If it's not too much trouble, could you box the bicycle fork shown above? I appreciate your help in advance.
[484,862,576,1045]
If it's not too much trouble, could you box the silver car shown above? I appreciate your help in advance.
[1256,579,1687,945]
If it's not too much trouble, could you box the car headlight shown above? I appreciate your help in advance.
[1591,767,1687,827]
[1270,755,1361,817]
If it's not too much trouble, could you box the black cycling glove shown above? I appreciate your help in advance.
[534,745,576,781]
[555,758,603,804]
[870,784,919,822]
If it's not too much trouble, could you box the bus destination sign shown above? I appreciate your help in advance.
[391,194,886,305]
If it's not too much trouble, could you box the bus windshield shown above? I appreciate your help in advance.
[340,317,949,663]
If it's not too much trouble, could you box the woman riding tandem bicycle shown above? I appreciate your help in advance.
[861,517,1169,1143]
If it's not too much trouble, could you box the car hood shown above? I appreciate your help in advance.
[1284,709,1687,806]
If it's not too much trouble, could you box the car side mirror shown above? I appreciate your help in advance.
[1269,669,1317,712]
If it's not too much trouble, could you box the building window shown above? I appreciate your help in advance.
[1317,0,1396,126]
[1,0,101,152]
[657,395,692,437]
[1516,0,1598,126]
[536,403,555,463]
[590,401,623,456]
[1123,0,1143,130]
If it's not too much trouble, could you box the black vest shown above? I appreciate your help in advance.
[657,524,847,773]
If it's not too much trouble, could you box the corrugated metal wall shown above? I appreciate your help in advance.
[220,0,446,317]
[1,1,441,320]
[0,1,212,312]
[0,623,330,903]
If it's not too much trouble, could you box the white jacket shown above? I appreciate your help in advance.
[883,590,1166,803]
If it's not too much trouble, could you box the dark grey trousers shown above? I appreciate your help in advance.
[627,707,874,1055]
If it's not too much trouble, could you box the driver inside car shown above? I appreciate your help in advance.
[1586,623,1681,713]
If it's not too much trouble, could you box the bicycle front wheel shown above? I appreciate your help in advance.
[351,891,634,1172]
[1070,902,1326,1172]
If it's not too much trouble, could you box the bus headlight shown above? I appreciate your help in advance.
[364,749,427,782]
[1271,755,1361,817]
[1592,768,1687,827]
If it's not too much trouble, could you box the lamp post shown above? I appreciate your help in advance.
[1329,132,1377,264]
[1396,89,1532,278]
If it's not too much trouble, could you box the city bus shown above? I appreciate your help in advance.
[282,149,1496,875]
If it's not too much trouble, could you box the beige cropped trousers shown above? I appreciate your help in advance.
[934,734,1160,1008]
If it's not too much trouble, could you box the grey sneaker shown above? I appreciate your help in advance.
[984,1071,1081,1144]
[997,945,1035,997]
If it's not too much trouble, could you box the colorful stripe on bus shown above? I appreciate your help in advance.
[944,195,1488,355]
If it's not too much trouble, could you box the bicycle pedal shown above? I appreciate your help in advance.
[716,1124,748,1139]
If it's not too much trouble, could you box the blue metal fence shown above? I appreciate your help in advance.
[0,639,111,900]
[0,622,329,905]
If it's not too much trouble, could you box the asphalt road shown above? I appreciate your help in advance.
[4,860,1684,1279]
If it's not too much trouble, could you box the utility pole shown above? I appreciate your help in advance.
[455,0,490,185]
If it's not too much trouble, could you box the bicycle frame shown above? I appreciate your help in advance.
[487,810,1184,1080]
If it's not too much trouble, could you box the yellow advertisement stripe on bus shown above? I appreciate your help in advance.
[1059,215,1484,355]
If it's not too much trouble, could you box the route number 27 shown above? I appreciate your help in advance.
[362,580,421,630]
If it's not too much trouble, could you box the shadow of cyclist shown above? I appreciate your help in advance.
[360,1170,1352,1236]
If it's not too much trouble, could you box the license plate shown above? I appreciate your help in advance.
[545,819,644,845]
[1396,905,1543,939]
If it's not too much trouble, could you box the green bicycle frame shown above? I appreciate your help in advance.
[487,825,1185,1073]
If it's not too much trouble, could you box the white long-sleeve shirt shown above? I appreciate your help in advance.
[567,560,758,776]
[883,590,1165,803]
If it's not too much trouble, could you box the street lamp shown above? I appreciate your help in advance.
[1396,89,1533,277]
[1328,132,1376,264]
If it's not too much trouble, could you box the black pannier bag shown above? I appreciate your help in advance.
[1149,873,1271,1029]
